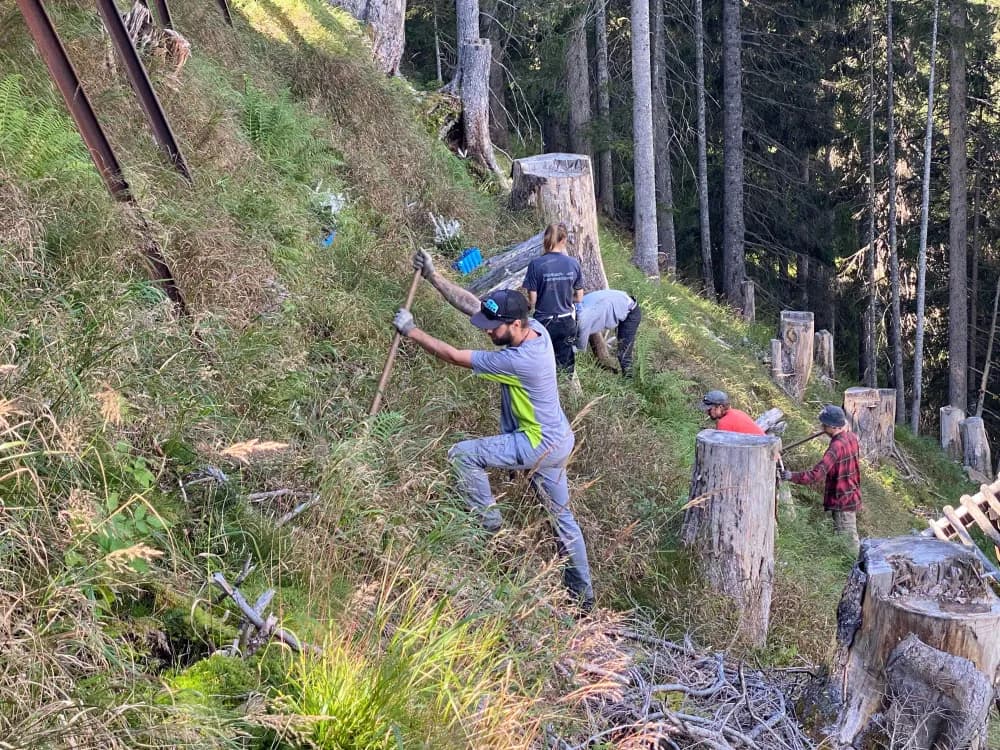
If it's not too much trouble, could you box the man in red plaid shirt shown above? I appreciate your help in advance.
[780,405,862,553]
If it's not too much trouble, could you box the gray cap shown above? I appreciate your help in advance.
[699,390,730,411]
[819,404,847,428]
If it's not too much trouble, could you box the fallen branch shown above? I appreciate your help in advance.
[211,572,321,655]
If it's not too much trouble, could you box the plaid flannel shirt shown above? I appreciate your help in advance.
[790,431,862,511]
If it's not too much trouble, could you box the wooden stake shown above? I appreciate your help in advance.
[369,270,422,417]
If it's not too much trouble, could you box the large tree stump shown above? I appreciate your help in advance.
[830,537,1000,748]
[814,329,834,385]
[510,153,607,291]
[843,387,879,461]
[459,39,507,185]
[875,388,897,456]
[941,405,965,461]
[770,311,814,400]
[681,430,778,646]
[960,416,992,480]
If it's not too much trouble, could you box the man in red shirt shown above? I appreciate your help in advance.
[698,390,765,436]
[781,404,862,554]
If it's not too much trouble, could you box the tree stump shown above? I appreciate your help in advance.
[770,311,814,400]
[960,416,992,480]
[510,153,607,291]
[830,537,1000,748]
[843,387,879,461]
[741,279,755,322]
[941,405,965,461]
[875,388,897,456]
[814,329,835,385]
[681,430,778,646]
[459,39,506,184]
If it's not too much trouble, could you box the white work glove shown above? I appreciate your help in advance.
[393,308,416,336]
[412,249,436,279]
[779,470,793,481]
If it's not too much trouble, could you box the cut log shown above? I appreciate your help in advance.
[960,416,992,478]
[510,153,607,290]
[843,386,880,461]
[830,537,1000,748]
[741,279,755,322]
[940,405,965,461]
[775,311,814,401]
[681,430,778,646]
[754,407,785,435]
[465,232,543,295]
[459,39,507,185]
[875,388,897,456]
[814,329,834,384]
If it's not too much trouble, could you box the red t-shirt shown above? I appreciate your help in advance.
[716,408,766,436]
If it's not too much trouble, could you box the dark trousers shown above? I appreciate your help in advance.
[538,315,577,373]
[616,304,642,376]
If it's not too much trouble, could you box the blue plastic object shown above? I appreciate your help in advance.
[452,247,483,275]
[321,229,337,247]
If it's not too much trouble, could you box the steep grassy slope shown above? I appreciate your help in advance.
[0,1,983,747]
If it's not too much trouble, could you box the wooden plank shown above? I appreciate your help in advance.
[978,484,1000,520]
[962,491,1000,546]
[926,518,951,541]
[942,506,976,547]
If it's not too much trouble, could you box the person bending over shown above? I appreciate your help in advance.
[698,390,765,435]
[573,289,643,378]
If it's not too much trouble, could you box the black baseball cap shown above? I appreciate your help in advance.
[470,289,530,329]
[698,390,730,411]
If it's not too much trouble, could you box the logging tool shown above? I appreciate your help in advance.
[780,430,824,454]
[369,268,422,417]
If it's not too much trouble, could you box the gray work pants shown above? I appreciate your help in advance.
[829,510,860,554]
[448,431,594,603]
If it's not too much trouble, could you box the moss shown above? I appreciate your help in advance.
[163,654,260,709]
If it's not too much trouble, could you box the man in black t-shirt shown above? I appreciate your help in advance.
[523,223,584,372]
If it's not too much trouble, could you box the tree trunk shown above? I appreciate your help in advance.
[594,0,615,217]
[798,253,810,309]
[510,154,607,290]
[443,0,479,91]
[460,39,506,184]
[330,0,407,76]
[815,329,835,385]
[741,280,754,323]
[863,11,878,389]
[844,387,880,461]
[830,537,1000,748]
[949,0,969,412]
[631,0,659,280]
[960,415,990,478]
[681,430,777,647]
[975,270,1000,417]
[887,0,906,424]
[721,0,745,310]
[652,0,676,275]
[566,9,591,159]
[775,311,814,401]
[940,405,965,460]
[465,231,544,294]
[912,0,939,436]
[876,388,897,456]
[482,0,509,149]
[694,0,715,296]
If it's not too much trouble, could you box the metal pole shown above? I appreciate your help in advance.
[94,0,192,181]
[216,0,233,26]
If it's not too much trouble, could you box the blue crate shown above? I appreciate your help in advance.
[452,247,483,275]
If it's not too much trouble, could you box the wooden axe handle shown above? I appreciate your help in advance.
[369,269,422,417]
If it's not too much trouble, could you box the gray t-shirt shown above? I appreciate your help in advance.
[470,320,571,449]
[574,290,634,352]
[523,253,583,317]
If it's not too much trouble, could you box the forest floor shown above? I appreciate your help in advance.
[0,0,995,746]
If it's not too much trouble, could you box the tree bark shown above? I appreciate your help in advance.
[566,8,592,159]
[844,387,880,461]
[975,271,1000,417]
[960,415,990,478]
[862,10,878,389]
[594,0,615,217]
[741,280,754,323]
[830,537,1000,748]
[330,0,407,76]
[940,405,965,460]
[776,311,814,401]
[912,0,939,436]
[694,0,715,296]
[510,154,607,290]
[443,0,479,91]
[949,0,969,411]
[460,39,506,183]
[876,388,897,456]
[721,0,745,310]
[481,0,509,149]
[887,0,906,424]
[814,330,834,385]
[652,0,676,275]
[681,430,777,647]
[631,0,659,279]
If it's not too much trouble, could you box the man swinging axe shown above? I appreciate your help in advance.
[391,249,595,613]
[780,404,862,554]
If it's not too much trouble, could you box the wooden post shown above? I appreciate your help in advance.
[741,279,755,322]
[843,387,880,461]
[875,388,897,456]
[774,311,814,401]
[681,430,778,646]
[769,339,783,383]
[814,329,834,385]
[960,415,992,479]
[940,405,965,460]
[510,153,608,291]
[829,537,1000,748]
